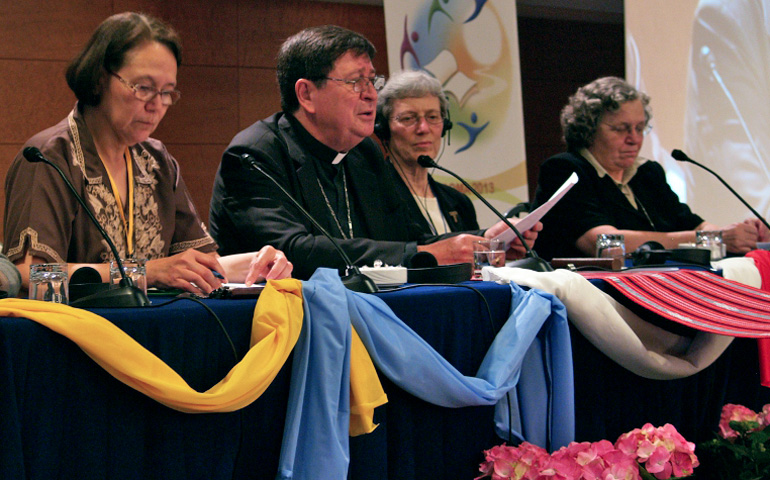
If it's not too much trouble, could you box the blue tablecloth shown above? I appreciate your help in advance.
[1,279,565,480]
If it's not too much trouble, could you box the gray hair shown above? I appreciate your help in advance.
[560,76,652,151]
[376,70,449,127]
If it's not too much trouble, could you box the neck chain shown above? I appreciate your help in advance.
[634,193,657,231]
[391,153,445,235]
[316,169,353,239]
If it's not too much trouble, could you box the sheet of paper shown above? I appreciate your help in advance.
[221,283,265,289]
[494,172,579,247]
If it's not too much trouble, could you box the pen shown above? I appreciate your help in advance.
[212,270,225,280]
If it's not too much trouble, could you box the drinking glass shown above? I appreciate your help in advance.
[696,230,725,261]
[110,258,148,295]
[596,233,626,260]
[29,263,69,304]
[472,239,506,280]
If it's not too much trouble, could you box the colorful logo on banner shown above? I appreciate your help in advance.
[387,0,525,207]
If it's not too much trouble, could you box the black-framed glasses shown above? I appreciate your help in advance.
[323,75,386,93]
[603,122,653,137]
[109,71,181,106]
[393,112,444,127]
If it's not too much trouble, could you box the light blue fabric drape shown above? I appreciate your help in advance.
[277,269,574,479]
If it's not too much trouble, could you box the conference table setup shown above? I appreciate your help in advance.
[4,255,770,479]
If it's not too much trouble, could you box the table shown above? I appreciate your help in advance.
[0,281,515,480]
[570,325,770,444]
[6,271,762,479]
[571,271,770,445]
[484,264,770,448]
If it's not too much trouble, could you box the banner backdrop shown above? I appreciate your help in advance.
[627,0,770,226]
[382,0,526,227]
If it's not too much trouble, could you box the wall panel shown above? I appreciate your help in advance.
[0,1,624,246]
[0,0,387,236]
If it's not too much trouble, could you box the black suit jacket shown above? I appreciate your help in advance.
[386,162,481,234]
[210,112,437,279]
[531,151,704,260]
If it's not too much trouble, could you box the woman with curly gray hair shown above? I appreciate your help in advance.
[530,76,763,261]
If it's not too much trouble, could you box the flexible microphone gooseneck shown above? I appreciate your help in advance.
[417,155,553,272]
[235,152,378,293]
[671,149,770,232]
[23,146,150,307]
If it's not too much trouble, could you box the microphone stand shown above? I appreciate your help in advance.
[23,147,150,307]
[417,155,552,272]
[671,149,770,232]
[236,152,378,293]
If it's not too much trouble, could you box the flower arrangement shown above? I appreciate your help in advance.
[697,403,770,479]
[477,423,698,480]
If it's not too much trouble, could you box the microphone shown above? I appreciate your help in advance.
[234,152,378,293]
[23,146,150,307]
[417,155,552,272]
[671,149,770,232]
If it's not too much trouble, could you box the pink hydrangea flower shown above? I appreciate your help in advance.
[477,443,549,480]
[614,423,697,479]
[719,404,761,440]
[758,403,770,428]
[602,457,641,480]
[478,423,697,480]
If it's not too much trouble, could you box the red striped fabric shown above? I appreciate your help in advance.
[580,269,770,338]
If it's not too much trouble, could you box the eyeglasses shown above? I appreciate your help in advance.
[603,122,653,137]
[393,112,444,127]
[109,72,181,106]
[323,75,386,93]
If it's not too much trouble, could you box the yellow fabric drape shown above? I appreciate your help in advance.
[1,278,384,434]
[349,325,388,435]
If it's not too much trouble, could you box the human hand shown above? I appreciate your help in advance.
[242,246,293,285]
[146,249,225,294]
[744,218,770,243]
[484,219,542,259]
[721,221,760,254]
[417,233,486,265]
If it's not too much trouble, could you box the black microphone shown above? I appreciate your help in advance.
[234,152,378,293]
[417,155,552,272]
[23,146,150,307]
[671,149,770,232]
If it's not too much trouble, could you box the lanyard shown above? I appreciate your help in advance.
[100,147,134,256]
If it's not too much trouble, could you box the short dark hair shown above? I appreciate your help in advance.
[277,25,376,114]
[65,12,182,107]
[560,76,652,151]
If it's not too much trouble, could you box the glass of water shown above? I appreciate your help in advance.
[110,258,147,295]
[696,230,725,261]
[472,239,506,280]
[596,233,626,260]
[29,263,69,304]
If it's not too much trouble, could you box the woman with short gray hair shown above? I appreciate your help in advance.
[374,70,479,235]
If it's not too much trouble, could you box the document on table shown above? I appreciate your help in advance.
[494,172,578,247]
[208,283,266,299]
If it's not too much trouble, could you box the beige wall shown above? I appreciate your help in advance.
[625,0,698,157]
[0,0,388,234]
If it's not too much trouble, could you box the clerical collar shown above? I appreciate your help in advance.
[286,113,349,165]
